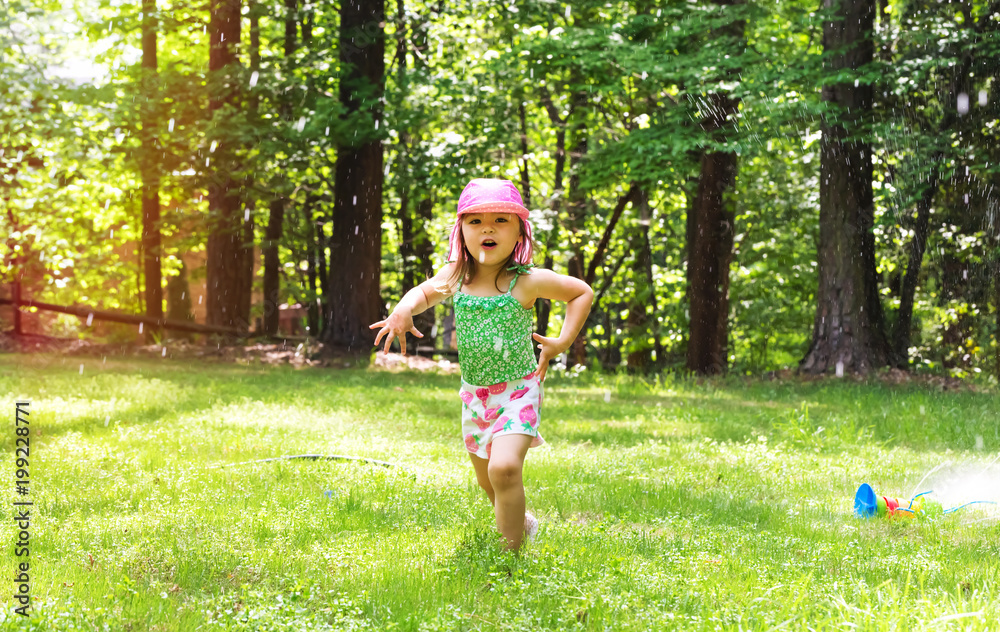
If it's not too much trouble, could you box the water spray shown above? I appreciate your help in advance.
[855,456,1000,520]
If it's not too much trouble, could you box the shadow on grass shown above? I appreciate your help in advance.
[3,356,460,440]
[7,354,999,453]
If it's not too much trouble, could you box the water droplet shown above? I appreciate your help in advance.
[168,118,175,132]
[86,313,93,326]
[957,92,969,115]
[79,364,84,374]
[479,251,486,262]
[249,70,258,88]
[139,323,144,333]
[604,390,611,403]
[835,361,844,378]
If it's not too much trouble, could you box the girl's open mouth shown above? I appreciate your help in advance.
[482,240,497,249]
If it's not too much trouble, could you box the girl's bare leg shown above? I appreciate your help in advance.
[485,434,533,550]
[469,452,495,505]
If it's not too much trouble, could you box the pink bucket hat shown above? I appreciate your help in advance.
[447,179,534,265]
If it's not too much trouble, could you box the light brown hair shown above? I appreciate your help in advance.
[437,216,536,295]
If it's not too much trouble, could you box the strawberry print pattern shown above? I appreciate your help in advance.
[472,412,491,431]
[459,372,544,459]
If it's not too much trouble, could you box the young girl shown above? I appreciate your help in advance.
[370,178,593,550]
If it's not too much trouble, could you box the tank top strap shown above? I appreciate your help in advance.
[506,271,519,294]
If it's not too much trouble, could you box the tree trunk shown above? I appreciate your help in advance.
[12,279,22,335]
[685,1,743,376]
[411,196,435,352]
[627,187,655,372]
[534,255,553,339]
[205,0,248,333]
[324,0,385,352]
[889,10,975,368]
[995,259,1000,382]
[800,0,888,374]
[687,139,737,374]
[239,212,253,328]
[398,189,436,353]
[259,0,296,337]
[140,0,163,341]
[244,0,261,334]
[262,199,283,335]
[889,162,937,366]
[304,201,320,335]
[518,101,531,210]
[166,261,193,340]
[534,132,563,340]
[564,84,590,368]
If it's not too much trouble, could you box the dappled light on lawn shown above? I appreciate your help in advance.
[2,356,998,628]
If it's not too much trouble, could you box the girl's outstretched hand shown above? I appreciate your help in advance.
[532,332,564,382]
[370,311,423,355]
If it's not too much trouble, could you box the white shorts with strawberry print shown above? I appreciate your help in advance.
[460,372,544,459]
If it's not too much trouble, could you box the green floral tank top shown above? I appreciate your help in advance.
[454,272,537,386]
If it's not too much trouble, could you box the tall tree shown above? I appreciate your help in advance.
[534,89,568,342]
[686,104,738,375]
[394,1,436,355]
[564,86,592,368]
[888,1,984,367]
[686,0,744,375]
[626,186,658,372]
[324,0,385,352]
[140,0,163,338]
[800,0,888,374]
[205,0,250,333]
[260,0,297,337]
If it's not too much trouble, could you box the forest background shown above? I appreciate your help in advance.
[2,0,999,380]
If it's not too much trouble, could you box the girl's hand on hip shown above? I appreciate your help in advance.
[370,311,423,355]
[532,333,564,382]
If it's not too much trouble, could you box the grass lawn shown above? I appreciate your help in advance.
[1,353,999,631]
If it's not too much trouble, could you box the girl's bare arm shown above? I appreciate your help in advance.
[370,264,457,355]
[519,269,594,380]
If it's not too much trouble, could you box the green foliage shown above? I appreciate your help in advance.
[3,0,999,378]
[1,0,146,313]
